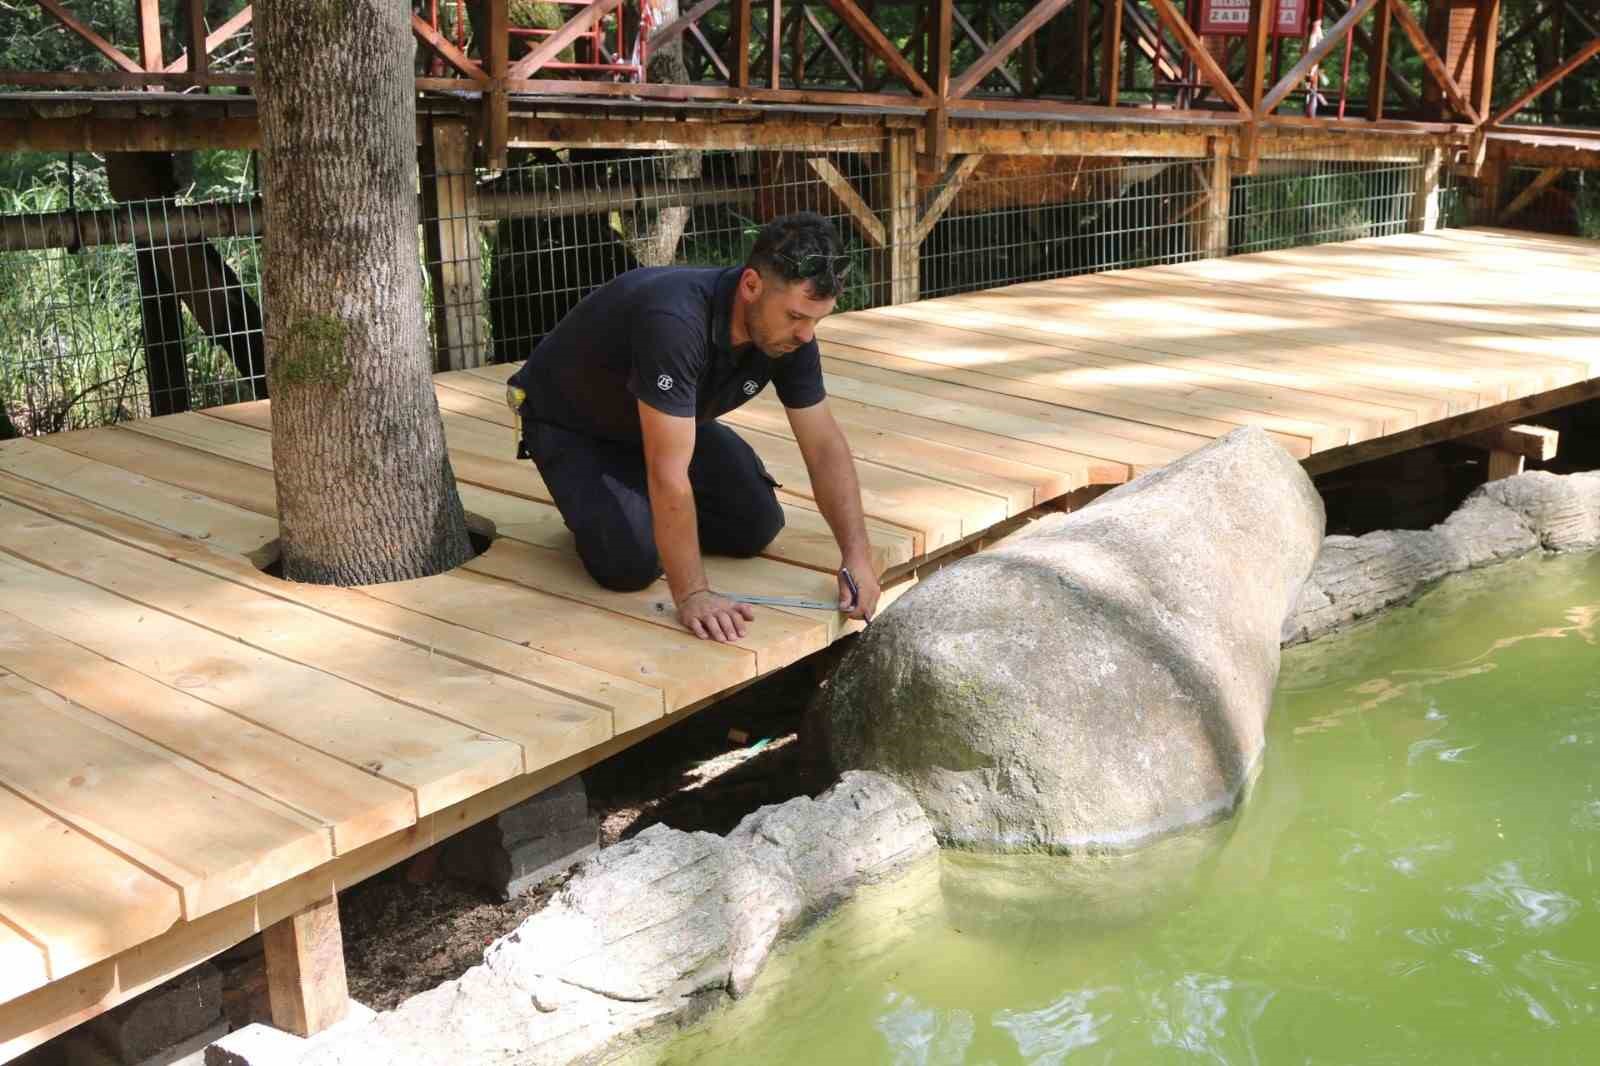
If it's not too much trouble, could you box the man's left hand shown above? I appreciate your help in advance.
[841,564,881,622]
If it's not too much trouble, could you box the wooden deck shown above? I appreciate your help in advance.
[1,226,1596,1059]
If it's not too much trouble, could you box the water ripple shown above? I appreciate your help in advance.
[994,988,1110,1066]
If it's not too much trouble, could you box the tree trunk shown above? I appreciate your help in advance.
[256,0,473,585]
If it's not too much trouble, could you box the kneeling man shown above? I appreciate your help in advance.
[507,211,881,642]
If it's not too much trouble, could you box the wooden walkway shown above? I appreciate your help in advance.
[1,226,1596,1059]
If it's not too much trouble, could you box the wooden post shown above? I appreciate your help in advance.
[1463,424,1558,481]
[1368,0,1392,119]
[263,895,350,1038]
[136,0,162,92]
[485,0,509,173]
[1203,136,1231,257]
[106,152,190,416]
[421,119,488,371]
[1473,155,1506,223]
[1077,0,1093,98]
[1471,0,1500,118]
[880,130,920,305]
[1408,145,1443,232]
[769,0,782,87]
[732,0,752,87]
[1102,0,1124,105]
[924,0,953,167]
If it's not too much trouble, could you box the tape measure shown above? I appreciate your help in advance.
[505,383,526,418]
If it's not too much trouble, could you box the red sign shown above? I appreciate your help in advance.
[1198,0,1309,36]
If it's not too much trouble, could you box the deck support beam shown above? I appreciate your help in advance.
[263,895,350,1039]
[1408,145,1443,232]
[881,129,920,306]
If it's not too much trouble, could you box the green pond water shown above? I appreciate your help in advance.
[633,550,1600,1065]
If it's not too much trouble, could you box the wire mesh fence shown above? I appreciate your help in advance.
[1,135,1483,437]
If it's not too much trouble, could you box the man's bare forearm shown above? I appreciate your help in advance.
[647,471,708,602]
[807,437,872,569]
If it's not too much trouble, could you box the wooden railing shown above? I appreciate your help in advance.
[2,0,1597,169]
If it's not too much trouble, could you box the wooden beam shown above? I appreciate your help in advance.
[1302,377,1600,478]
[422,120,488,371]
[1261,0,1378,114]
[34,0,143,74]
[412,13,489,82]
[769,0,783,87]
[1102,0,1124,105]
[1470,0,1500,119]
[1485,448,1524,480]
[949,0,1078,99]
[925,0,953,162]
[1408,144,1443,230]
[1387,0,1481,122]
[263,896,350,1038]
[821,0,935,96]
[1202,135,1230,256]
[184,0,207,83]
[1489,35,1600,126]
[912,153,983,244]
[1497,165,1565,221]
[731,0,752,86]
[1459,424,1559,462]
[1367,0,1393,119]
[808,157,885,245]
[165,5,253,73]
[508,0,626,78]
[1245,0,1278,113]
[1076,0,1092,98]
[485,0,509,171]
[1145,0,1251,113]
[691,22,733,80]
[136,0,163,72]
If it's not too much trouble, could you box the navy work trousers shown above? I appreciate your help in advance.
[523,419,786,592]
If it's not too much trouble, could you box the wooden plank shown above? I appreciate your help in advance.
[0,920,47,1007]
[463,537,835,664]
[0,503,611,775]
[0,670,329,922]
[1459,423,1559,461]
[0,550,521,818]
[263,896,348,1038]
[1301,377,1600,476]
[363,569,754,712]
[1022,270,1575,401]
[448,367,1096,495]
[1079,268,1572,391]
[0,458,664,732]
[0,784,178,992]
[202,398,920,574]
[823,344,1222,466]
[821,315,1330,453]
[0,611,414,857]
[43,427,277,516]
[888,289,1478,426]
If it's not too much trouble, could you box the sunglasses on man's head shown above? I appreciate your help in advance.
[775,251,853,282]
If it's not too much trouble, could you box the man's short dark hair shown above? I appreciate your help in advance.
[745,211,848,298]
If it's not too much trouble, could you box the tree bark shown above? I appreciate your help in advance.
[256,0,473,585]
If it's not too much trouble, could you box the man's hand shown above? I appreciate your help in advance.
[841,564,881,622]
[678,589,756,642]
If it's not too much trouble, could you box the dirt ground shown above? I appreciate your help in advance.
[215,653,844,1018]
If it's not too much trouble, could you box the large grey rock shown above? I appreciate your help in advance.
[1286,470,1600,644]
[288,772,935,1066]
[824,427,1325,853]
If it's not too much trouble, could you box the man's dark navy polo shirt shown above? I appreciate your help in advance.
[509,266,826,443]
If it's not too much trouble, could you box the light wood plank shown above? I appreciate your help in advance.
[461,537,835,669]
[205,399,922,573]
[863,294,1457,431]
[0,550,522,817]
[363,569,755,712]
[0,465,664,732]
[0,672,330,921]
[0,784,180,989]
[0,921,48,1007]
[915,287,1494,419]
[0,502,611,774]
[0,611,415,855]
[820,315,1327,454]
[45,426,277,515]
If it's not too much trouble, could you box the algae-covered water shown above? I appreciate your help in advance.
[633,550,1600,1065]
